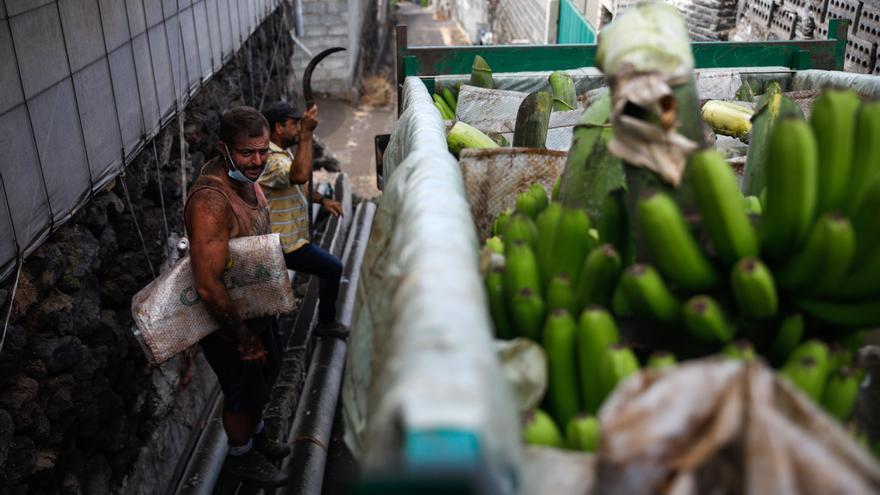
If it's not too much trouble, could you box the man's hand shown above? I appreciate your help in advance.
[322,197,344,217]
[301,104,318,133]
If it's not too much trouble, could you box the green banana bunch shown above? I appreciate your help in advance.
[722,340,756,361]
[442,87,458,114]
[780,355,829,402]
[689,149,758,266]
[821,367,860,421]
[522,409,564,447]
[730,257,777,319]
[598,189,633,265]
[741,82,804,196]
[619,264,680,323]
[576,244,623,311]
[511,287,546,341]
[793,295,880,328]
[845,101,880,215]
[566,414,601,452]
[637,192,718,292]
[504,214,538,250]
[546,273,579,317]
[647,351,677,369]
[810,89,860,214]
[493,208,512,237]
[575,307,620,413]
[777,213,855,295]
[515,190,541,219]
[548,207,592,284]
[486,266,513,339]
[611,281,633,317]
[528,183,549,215]
[503,239,541,301]
[536,203,563,289]
[682,295,735,343]
[433,93,454,120]
[598,345,640,407]
[771,313,804,364]
[761,118,818,260]
[543,309,581,428]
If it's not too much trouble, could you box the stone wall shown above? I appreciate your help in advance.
[672,0,740,40]
[292,0,371,97]
[0,8,296,495]
[738,0,880,74]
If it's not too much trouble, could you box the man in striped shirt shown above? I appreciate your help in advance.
[259,102,346,336]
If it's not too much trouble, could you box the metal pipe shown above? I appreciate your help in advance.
[294,0,305,37]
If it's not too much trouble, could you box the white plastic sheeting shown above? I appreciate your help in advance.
[0,0,285,281]
[342,76,522,492]
[792,69,880,97]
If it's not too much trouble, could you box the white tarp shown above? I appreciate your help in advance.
[0,0,284,281]
[343,76,522,493]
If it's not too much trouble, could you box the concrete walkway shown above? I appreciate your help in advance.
[311,2,469,199]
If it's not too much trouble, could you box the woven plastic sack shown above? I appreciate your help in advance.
[131,233,295,365]
[595,358,880,494]
[458,147,567,241]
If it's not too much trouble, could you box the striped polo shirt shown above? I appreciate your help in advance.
[258,141,310,253]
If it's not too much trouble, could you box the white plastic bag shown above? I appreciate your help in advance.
[131,233,295,365]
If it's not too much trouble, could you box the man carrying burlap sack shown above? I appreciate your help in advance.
[184,106,290,488]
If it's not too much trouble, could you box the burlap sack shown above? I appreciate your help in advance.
[458,147,567,241]
[131,233,295,365]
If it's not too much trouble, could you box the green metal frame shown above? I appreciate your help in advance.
[557,0,597,44]
[395,19,850,108]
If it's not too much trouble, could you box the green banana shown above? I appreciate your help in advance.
[515,190,541,219]
[549,71,577,111]
[513,91,553,148]
[503,239,541,301]
[788,339,831,376]
[548,207,592,284]
[743,195,763,215]
[811,89,861,214]
[486,266,513,339]
[647,351,677,369]
[546,273,579,317]
[552,176,561,201]
[730,257,778,319]
[442,87,458,114]
[535,202,563,289]
[598,188,633,265]
[853,174,880,263]
[470,55,493,89]
[637,192,718,292]
[598,345,640,407]
[777,213,855,295]
[611,281,633,317]
[682,295,735,343]
[528,183,549,216]
[722,340,756,361]
[522,409,564,448]
[575,244,623,310]
[781,355,829,402]
[771,314,804,364]
[511,287,546,341]
[793,295,880,328]
[820,368,859,420]
[504,214,538,250]
[493,208,512,237]
[484,236,504,255]
[565,414,600,452]
[836,247,880,300]
[575,306,620,414]
[828,346,855,373]
[433,93,454,120]
[741,83,805,196]
[689,149,759,266]
[846,102,880,215]
[543,309,580,428]
[760,118,818,260]
[619,264,680,323]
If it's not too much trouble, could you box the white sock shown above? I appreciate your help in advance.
[255,419,265,435]
[229,438,253,456]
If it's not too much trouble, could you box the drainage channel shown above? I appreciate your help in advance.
[171,174,375,495]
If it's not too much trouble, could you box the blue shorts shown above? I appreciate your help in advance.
[200,318,281,414]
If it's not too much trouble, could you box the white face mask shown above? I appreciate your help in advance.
[221,142,264,184]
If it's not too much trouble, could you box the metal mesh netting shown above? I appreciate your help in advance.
[0,0,283,281]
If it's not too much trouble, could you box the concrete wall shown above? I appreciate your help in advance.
[494,0,559,44]
[671,0,740,40]
[448,0,489,44]
[738,0,880,74]
[292,0,370,96]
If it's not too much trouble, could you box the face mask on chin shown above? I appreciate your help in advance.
[222,143,264,185]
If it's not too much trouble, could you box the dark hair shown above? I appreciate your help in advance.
[219,106,269,145]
